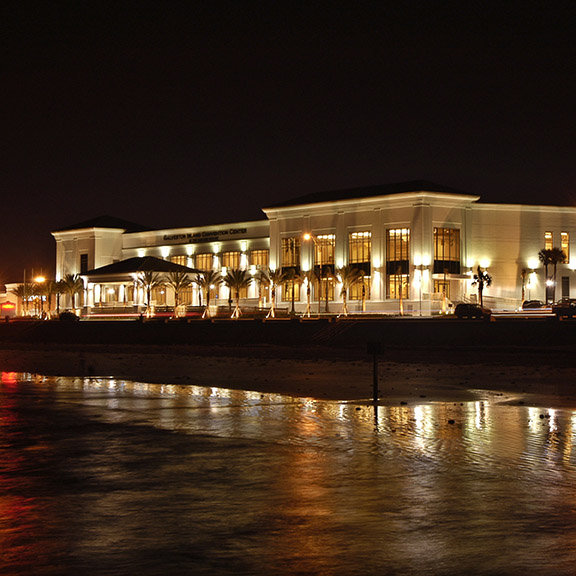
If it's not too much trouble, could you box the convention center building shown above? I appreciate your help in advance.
[51,181,576,316]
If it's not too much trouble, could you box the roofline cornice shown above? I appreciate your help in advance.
[263,191,481,218]
[474,202,576,213]
[52,227,127,238]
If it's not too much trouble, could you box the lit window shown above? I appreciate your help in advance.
[386,228,410,299]
[195,253,213,271]
[281,238,300,267]
[433,228,460,274]
[349,277,370,301]
[222,251,241,269]
[388,274,409,300]
[433,279,450,299]
[314,234,335,266]
[250,249,269,269]
[349,231,371,263]
[282,280,301,302]
[170,255,187,266]
[545,231,553,250]
[561,232,569,262]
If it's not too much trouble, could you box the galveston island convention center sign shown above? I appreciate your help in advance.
[162,227,249,244]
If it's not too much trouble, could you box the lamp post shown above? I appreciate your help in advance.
[35,276,46,318]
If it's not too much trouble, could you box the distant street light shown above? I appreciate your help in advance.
[35,276,46,317]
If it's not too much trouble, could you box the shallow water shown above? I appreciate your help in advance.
[1,371,576,576]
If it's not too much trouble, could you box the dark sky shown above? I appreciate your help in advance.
[2,1,575,285]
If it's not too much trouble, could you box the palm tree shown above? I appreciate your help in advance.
[223,269,252,318]
[538,248,563,303]
[255,269,270,309]
[320,265,335,313]
[301,270,315,317]
[32,279,52,318]
[195,270,222,318]
[538,249,552,302]
[165,270,194,318]
[53,279,66,315]
[472,265,492,307]
[10,283,35,316]
[266,268,289,318]
[538,247,565,303]
[42,279,60,318]
[134,270,165,316]
[284,268,300,314]
[60,273,84,312]
[337,265,364,316]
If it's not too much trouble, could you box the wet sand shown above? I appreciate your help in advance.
[1,343,575,409]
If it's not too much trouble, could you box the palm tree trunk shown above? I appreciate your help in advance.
[203,289,211,318]
[267,285,276,318]
[232,288,241,319]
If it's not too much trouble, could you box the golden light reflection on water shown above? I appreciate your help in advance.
[3,372,576,574]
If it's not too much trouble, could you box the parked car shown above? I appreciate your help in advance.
[454,303,492,319]
[521,299,545,310]
[552,298,576,318]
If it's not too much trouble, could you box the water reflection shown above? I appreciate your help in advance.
[1,372,576,575]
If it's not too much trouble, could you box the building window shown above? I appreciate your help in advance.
[314,234,335,266]
[433,228,461,274]
[222,251,241,269]
[225,285,249,301]
[251,249,269,269]
[195,253,213,271]
[545,231,553,250]
[562,276,570,298]
[152,287,166,306]
[179,286,194,306]
[388,274,409,300]
[282,280,301,302]
[561,232,570,262]
[80,254,89,274]
[349,231,371,275]
[281,237,300,267]
[170,255,188,267]
[386,228,410,299]
[317,277,335,301]
[434,279,450,299]
[349,277,370,301]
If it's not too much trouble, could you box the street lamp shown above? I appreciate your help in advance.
[34,276,46,318]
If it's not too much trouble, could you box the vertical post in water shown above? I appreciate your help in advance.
[367,342,382,404]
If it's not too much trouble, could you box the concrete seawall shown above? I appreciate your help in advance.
[0,316,572,350]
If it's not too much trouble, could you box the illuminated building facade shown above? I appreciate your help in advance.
[52,182,576,315]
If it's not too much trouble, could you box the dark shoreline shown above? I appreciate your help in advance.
[1,315,575,349]
[1,317,576,407]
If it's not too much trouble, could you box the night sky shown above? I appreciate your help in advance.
[2,1,575,285]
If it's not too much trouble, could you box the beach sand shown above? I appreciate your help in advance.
[1,343,575,409]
